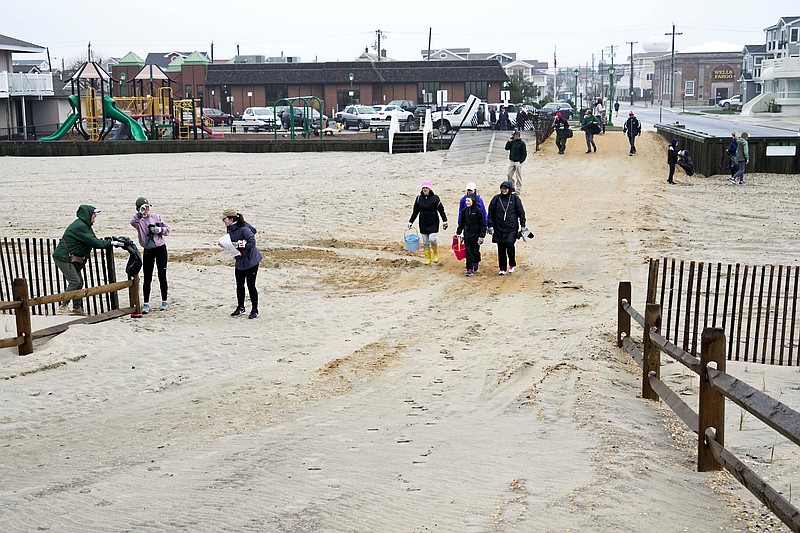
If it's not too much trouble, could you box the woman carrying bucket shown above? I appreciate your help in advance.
[407,180,448,265]
[456,195,486,277]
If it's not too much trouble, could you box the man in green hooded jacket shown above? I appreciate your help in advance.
[53,205,116,315]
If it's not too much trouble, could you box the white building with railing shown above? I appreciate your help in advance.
[1,34,55,139]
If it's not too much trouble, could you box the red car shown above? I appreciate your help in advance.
[202,108,233,126]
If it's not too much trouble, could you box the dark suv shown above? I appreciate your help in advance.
[388,99,416,112]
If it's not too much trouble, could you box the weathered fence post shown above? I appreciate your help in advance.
[618,281,631,347]
[105,246,119,310]
[643,303,662,401]
[128,274,141,313]
[12,278,33,356]
[698,327,726,472]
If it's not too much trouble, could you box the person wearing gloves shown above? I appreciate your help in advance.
[408,180,448,265]
[456,195,486,277]
[581,109,600,153]
[222,209,263,319]
[130,197,171,314]
[53,205,122,315]
[487,181,528,275]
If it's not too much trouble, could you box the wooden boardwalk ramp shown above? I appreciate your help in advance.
[442,130,513,166]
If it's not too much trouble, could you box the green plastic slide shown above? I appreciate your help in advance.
[38,94,80,141]
[102,96,147,141]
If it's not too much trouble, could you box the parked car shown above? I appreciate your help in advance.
[718,95,742,109]
[202,108,233,126]
[335,105,382,129]
[539,102,574,119]
[278,106,326,129]
[387,99,416,112]
[372,104,414,123]
[241,107,280,128]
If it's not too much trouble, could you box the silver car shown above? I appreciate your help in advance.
[335,105,382,130]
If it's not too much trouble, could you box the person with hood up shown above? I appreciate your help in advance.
[623,111,641,156]
[222,209,263,319]
[487,181,529,275]
[456,195,486,277]
[130,197,171,314]
[580,109,600,153]
[408,180,448,265]
[53,205,121,315]
[729,132,750,185]
[554,111,571,155]
[667,138,679,184]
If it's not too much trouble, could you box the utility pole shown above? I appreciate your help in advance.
[626,41,637,105]
[665,24,682,108]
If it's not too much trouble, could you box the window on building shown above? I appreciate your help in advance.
[791,28,799,42]
[196,85,204,102]
[185,85,192,98]
[418,82,440,104]
[755,56,762,65]
[265,84,288,105]
[646,73,653,81]
[464,81,488,101]
[684,80,695,97]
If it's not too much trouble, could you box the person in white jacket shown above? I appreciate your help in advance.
[130,197,171,313]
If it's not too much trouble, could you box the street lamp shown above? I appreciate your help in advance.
[607,65,616,126]
[119,71,126,97]
[573,68,579,111]
[348,72,354,104]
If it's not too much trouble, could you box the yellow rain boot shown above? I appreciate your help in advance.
[432,244,439,263]
[424,248,432,265]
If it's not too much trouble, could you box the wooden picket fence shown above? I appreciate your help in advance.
[618,267,800,531]
[647,257,800,365]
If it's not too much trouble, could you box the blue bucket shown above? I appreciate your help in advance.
[404,228,420,252]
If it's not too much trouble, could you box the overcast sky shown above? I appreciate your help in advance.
[4,0,797,69]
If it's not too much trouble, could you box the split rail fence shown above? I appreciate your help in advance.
[0,237,140,355]
[616,257,800,531]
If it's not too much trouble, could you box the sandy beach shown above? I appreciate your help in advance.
[2,129,800,532]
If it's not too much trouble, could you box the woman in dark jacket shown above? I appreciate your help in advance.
[407,180,448,264]
[487,181,528,275]
[456,195,486,276]
[222,208,263,319]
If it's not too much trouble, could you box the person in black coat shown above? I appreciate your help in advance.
[622,111,641,156]
[487,180,529,275]
[408,180,448,264]
[667,138,678,184]
[456,195,486,276]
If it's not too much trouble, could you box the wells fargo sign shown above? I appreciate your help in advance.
[713,68,735,80]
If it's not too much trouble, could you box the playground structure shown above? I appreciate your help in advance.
[273,96,326,140]
[39,61,224,142]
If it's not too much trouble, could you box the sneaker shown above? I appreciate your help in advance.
[248,310,259,319]
[160,301,168,311]
[70,307,87,317]
[727,177,736,183]
[230,306,246,317]
[508,266,516,274]
[465,270,473,277]
[585,150,591,154]
[58,304,70,315]
[738,181,746,185]
[473,263,479,273]
[142,303,150,314]
[499,270,506,276]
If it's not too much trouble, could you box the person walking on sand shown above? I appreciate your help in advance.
[457,183,488,272]
[408,180,448,265]
[456,196,486,277]
[726,131,739,178]
[53,205,122,315]
[505,129,527,193]
[581,109,600,153]
[614,100,620,117]
[667,138,679,184]
[623,111,641,156]
[130,197,170,314]
[729,132,750,185]
[221,209,262,319]
[487,181,529,276]
[554,111,571,155]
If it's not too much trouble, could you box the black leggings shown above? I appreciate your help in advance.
[143,245,168,303]
[235,264,259,311]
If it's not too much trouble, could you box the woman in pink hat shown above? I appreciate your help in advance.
[407,180,448,264]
